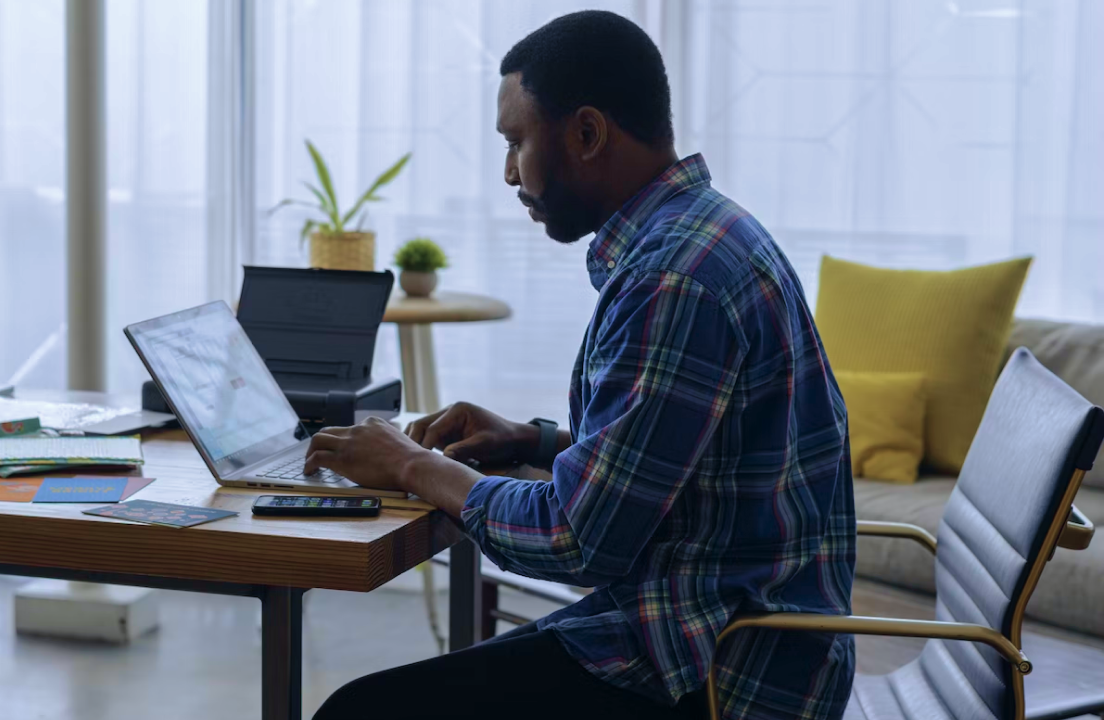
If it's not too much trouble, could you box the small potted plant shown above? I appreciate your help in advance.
[394,237,448,297]
[272,140,411,271]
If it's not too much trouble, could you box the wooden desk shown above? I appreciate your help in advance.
[383,291,511,413]
[0,425,477,720]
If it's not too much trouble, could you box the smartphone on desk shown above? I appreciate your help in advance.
[252,495,381,517]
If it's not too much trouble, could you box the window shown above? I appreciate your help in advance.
[0,0,65,388]
[2,0,1100,410]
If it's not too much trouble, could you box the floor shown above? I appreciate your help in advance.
[0,568,563,720]
[1,573,1101,719]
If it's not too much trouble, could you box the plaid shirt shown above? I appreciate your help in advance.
[463,155,855,719]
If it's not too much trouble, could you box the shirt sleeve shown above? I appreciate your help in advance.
[461,271,746,586]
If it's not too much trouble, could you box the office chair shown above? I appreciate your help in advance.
[709,348,1104,720]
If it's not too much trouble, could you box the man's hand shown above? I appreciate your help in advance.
[304,416,484,518]
[304,417,428,492]
[405,402,539,467]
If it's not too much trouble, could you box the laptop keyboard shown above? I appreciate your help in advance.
[257,456,345,483]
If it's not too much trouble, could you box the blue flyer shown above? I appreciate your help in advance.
[33,476,127,503]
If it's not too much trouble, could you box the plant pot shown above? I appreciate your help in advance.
[310,231,375,271]
[399,270,438,298]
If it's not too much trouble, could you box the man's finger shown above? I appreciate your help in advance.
[406,407,447,443]
[420,408,463,450]
[308,431,344,452]
[304,450,337,475]
[443,431,492,463]
[318,426,352,437]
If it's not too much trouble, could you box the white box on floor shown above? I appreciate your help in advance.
[14,580,159,643]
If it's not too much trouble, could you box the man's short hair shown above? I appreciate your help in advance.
[500,10,674,147]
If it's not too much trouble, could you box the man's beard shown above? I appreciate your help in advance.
[518,168,602,244]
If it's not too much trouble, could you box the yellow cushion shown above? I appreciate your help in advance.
[835,371,926,484]
[816,256,1031,473]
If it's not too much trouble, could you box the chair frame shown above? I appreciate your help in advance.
[707,468,1095,720]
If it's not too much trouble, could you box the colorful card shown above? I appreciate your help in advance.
[83,499,238,528]
[0,478,45,502]
[0,476,155,503]
[121,477,155,500]
[33,476,127,503]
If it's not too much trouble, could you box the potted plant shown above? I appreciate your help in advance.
[272,140,411,271]
[394,237,448,297]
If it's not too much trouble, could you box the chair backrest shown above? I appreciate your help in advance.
[924,348,1104,720]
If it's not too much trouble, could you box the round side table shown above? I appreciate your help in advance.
[383,291,512,413]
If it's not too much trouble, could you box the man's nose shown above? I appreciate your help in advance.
[504,156,520,187]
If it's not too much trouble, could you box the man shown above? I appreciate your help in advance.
[310,10,855,720]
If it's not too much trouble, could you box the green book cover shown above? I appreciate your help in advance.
[0,417,41,437]
[0,463,80,478]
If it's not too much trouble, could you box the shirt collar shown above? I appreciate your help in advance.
[586,153,712,290]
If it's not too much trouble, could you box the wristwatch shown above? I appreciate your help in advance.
[528,417,559,468]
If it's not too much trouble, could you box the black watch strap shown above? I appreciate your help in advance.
[528,417,559,468]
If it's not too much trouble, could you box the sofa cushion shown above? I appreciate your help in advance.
[854,476,951,594]
[1029,485,1104,638]
[1008,319,1104,489]
[816,256,1030,474]
[835,370,927,484]
[854,478,1104,637]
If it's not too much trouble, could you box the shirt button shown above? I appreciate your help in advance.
[607,260,615,269]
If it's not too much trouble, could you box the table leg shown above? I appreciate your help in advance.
[398,323,440,413]
[448,539,483,651]
[260,586,304,720]
[398,325,483,653]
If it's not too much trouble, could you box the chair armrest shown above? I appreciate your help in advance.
[1057,504,1094,550]
[856,520,938,555]
[715,613,1030,674]
[707,612,1030,720]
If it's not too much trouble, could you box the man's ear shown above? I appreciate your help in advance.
[572,106,608,162]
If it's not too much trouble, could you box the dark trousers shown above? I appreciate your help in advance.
[313,622,706,720]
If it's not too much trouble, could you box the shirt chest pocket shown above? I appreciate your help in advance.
[571,279,628,437]
[574,333,624,439]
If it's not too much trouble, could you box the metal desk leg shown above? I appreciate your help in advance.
[448,539,483,651]
[260,587,304,720]
[398,323,440,413]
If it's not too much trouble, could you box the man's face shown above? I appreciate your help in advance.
[496,73,601,244]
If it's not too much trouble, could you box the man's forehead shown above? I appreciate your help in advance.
[496,72,531,133]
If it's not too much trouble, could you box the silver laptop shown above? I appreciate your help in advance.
[125,301,397,496]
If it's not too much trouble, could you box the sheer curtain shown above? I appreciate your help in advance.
[103,0,211,392]
[0,0,213,393]
[674,0,1103,320]
[251,0,1103,423]
[0,0,65,389]
[1,1,1100,410]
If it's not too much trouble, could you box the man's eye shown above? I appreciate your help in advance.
[506,141,519,151]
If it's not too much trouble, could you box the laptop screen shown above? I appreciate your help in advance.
[126,302,306,474]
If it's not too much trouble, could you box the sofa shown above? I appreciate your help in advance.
[855,318,1104,638]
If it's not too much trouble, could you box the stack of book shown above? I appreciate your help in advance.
[0,403,144,477]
